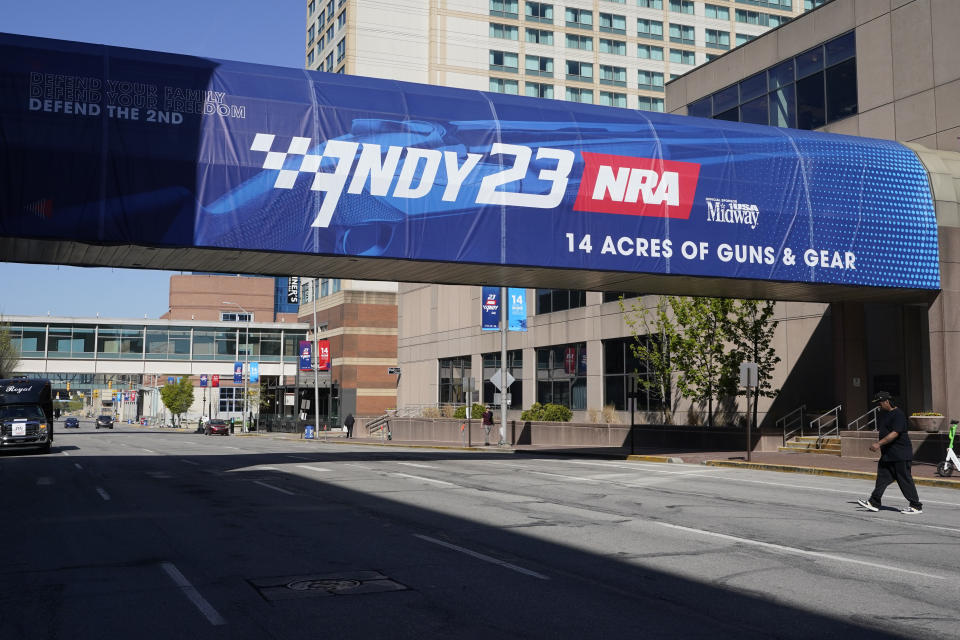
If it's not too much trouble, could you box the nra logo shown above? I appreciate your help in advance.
[482,294,499,312]
[573,152,700,219]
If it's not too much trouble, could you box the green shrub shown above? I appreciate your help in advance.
[453,403,486,419]
[520,402,572,422]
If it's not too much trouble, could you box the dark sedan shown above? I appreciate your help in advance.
[64,417,80,428]
[95,415,114,429]
[204,419,230,436]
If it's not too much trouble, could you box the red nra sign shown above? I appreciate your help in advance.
[573,152,700,220]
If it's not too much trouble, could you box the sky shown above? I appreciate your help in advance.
[0,0,305,319]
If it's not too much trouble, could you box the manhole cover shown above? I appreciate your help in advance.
[250,571,408,601]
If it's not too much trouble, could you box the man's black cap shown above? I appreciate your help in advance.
[873,391,892,403]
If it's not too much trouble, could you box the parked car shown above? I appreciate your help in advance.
[95,415,114,429]
[204,419,230,436]
[64,417,80,428]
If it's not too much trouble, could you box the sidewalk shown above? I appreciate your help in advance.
[279,431,960,490]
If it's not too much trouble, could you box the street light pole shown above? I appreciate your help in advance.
[223,301,251,433]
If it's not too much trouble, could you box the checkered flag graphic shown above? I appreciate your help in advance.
[249,133,320,189]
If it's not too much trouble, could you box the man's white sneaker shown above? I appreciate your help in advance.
[900,506,923,514]
[857,498,879,512]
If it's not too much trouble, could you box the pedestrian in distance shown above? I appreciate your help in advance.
[858,391,923,514]
[344,413,355,439]
[482,406,494,446]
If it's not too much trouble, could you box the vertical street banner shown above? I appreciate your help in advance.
[508,288,527,332]
[564,347,577,375]
[317,338,331,371]
[482,287,500,331]
[233,361,243,384]
[299,340,312,370]
[200,373,208,387]
[212,374,220,388]
[250,362,259,384]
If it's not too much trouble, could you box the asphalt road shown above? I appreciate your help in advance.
[2,420,958,639]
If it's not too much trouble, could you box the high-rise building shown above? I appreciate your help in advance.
[305,0,815,112]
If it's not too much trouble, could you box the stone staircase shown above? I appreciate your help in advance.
[778,435,842,456]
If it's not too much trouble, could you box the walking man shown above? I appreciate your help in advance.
[481,406,494,446]
[858,391,923,514]
[343,413,355,439]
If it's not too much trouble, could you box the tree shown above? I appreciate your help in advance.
[727,299,781,429]
[0,318,20,379]
[620,295,681,423]
[670,296,737,427]
[160,377,195,426]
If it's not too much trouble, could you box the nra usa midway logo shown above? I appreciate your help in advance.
[705,198,760,229]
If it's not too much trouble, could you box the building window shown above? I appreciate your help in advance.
[482,350,523,409]
[599,38,626,55]
[705,3,729,20]
[439,356,471,405]
[219,387,242,413]
[525,54,554,77]
[307,25,315,44]
[490,0,519,18]
[490,77,520,94]
[307,49,315,65]
[637,44,664,60]
[599,12,626,34]
[525,27,553,44]
[337,9,346,28]
[603,337,667,412]
[525,81,554,98]
[536,289,586,314]
[308,1,316,16]
[637,0,663,8]
[565,87,594,103]
[637,18,663,41]
[565,59,593,83]
[669,48,695,65]
[565,33,594,50]
[668,23,694,45]
[637,69,664,92]
[735,33,755,46]
[599,91,627,107]
[735,9,785,27]
[599,64,627,87]
[536,343,587,411]
[565,7,593,30]
[336,38,346,62]
[491,22,520,39]
[705,28,730,50]
[326,0,335,22]
[669,0,694,14]
[221,312,253,323]
[805,0,829,8]
[526,1,554,23]
[326,25,334,43]
[638,96,665,112]
[490,50,519,73]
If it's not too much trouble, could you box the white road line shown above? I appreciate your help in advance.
[61,451,70,456]
[527,470,605,483]
[96,487,111,501]
[180,459,200,465]
[392,472,455,487]
[252,480,295,495]
[141,448,156,454]
[296,465,331,473]
[414,534,548,580]
[74,463,83,471]
[345,463,373,470]
[397,462,439,470]
[160,562,226,626]
[656,521,948,581]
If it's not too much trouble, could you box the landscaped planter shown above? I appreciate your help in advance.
[908,415,945,432]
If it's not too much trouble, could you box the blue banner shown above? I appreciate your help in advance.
[0,33,939,294]
[250,362,259,384]
[508,288,527,332]
[233,362,243,384]
[299,341,312,371]
[200,373,208,387]
[481,287,500,331]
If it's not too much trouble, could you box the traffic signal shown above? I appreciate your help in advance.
[108,380,112,389]
[93,389,99,398]
[66,382,71,391]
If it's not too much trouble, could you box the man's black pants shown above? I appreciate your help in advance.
[870,460,922,509]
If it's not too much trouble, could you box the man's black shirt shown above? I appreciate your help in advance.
[877,406,912,461]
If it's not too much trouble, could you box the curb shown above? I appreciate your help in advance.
[302,438,514,453]
[703,459,960,489]
[626,455,684,464]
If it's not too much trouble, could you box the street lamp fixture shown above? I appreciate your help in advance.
[222,301,252,433]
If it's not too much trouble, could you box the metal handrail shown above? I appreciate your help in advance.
[847,406,879,432]
[812,404,842,443]
[778,405,806,445]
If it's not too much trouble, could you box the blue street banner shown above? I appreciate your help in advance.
[200,373,208,387]
[508,288,527,332]
[233,361,243,384]
[167,376,174,385]
[299,341,312,371]
[0,33,939,295]
[250,362,259,384]
[481,287,500,331]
